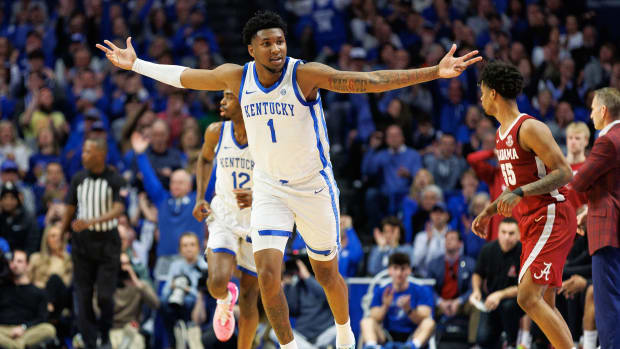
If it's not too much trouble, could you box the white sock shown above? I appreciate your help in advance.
[583,330,598,349]
[336,319,355,347]
[412,339,422,348]
[281,339,298,349]
[520,330,532,348]
[216,290,232,304]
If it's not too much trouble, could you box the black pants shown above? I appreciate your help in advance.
[476,298,523,349]
[72,229,121,348]
[45,274,72,338]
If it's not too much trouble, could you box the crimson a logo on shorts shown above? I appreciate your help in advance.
[533,262,552,281]
[506,134,514,147]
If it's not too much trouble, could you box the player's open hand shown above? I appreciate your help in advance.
[96,37,137,71]
[437,44,482,79]
[496,191,521,216]
[233,188,252,209]
[192,199,211,221]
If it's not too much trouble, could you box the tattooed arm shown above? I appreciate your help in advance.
[296,44,481,96]
[519,118,574,196]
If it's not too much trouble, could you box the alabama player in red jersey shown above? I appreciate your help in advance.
[472,61,577,349]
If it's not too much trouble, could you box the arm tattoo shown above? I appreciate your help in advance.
[522,167,571,196]
[327,66,439,93]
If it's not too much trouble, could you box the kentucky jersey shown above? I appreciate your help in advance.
[210,120,254,232]
[239,57,331,182]
[495,113,568,216]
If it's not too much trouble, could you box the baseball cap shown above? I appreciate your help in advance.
[0,160,18,173]
[0,181,19,199]
[431,202,448,212]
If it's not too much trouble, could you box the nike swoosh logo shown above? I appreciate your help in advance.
[314,187,325,194]
[245,90,256,95]
[534,216,544,222]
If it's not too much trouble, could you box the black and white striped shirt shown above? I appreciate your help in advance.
[66,167,125,232]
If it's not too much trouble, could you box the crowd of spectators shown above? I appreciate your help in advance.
[0,0,616,348]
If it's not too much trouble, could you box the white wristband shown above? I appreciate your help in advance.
[131,58,187,89]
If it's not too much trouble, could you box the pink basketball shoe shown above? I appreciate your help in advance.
[213,282,238,342]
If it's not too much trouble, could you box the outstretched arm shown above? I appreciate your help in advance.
[96,37,242,92]
[297,44,481,94]
[193,122,222,221]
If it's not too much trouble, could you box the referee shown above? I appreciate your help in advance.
[60,137,125,349]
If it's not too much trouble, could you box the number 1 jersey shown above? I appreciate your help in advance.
[495,113,568,216]
[239,57,331,183]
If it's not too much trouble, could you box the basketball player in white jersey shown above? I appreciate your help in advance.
[191,90,259,348]
[97,10,480,349]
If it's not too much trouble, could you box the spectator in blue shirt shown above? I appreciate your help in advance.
[130,132,204,257]
[363,124,422,227]
[423,133,467,194]
[367,217,413,276]
[439,79,469,136]
[361,252,435,349]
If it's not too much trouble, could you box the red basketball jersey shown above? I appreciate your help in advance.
[495,114,568,216]
[565,162,588,210]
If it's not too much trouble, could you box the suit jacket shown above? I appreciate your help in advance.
[426,254,476,305]
[573,122,620,255]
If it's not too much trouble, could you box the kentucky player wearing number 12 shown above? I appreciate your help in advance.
[191,90,259,349]
[472,61,577,349]
[96,10,481,349]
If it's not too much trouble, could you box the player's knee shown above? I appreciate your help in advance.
[257,266,280,297]
[207,271,228,296]
[313,263,338,288]
[517,289,539,311]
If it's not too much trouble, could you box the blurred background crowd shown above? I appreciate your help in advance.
[0,0,618,348]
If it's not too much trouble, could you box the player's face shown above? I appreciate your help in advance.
[497,222,520,252]
[219,90,241,119]
[479,83,497,116]
[566,131,588,154]
[249,28,287,73]
[590,95,606,130]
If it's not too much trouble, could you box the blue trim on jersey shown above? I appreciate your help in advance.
[291,60,320,106]
[238,265,258,277]
[253,57,290,94]
[258,229,291,237]
[230,121,248,149]
[309,104,328,169]
[239,63,249,104]
[305,244,332,256]
[212,248,236,256]
[318,102,330,146]
[205,161,216,202]
[213,122,226,158]
[319,169,340,251]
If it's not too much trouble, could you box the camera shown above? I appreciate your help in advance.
[168,274,191,306]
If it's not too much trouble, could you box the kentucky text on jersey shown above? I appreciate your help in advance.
[218,156,255,170]
[243,102,295,118]
[497,148,520,161]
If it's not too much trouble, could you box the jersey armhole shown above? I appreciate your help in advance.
[292,60,320,107]
[213,121,227,158]
[238,63,249,104]
[515,117,534,153]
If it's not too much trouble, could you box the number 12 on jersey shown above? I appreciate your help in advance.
[231,171,250,189]
[500,163,516,186]
[267,119,277,143]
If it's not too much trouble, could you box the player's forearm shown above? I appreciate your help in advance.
[131,58,187,89]
[195,154,212,202]
[328,66,439,93]
[92,202,125,224]
[521,166,573,196]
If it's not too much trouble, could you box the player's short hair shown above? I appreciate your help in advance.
[388,252,411,267]
[243,10,288,46]
[566,121,591,141]
[594,87,620,119]
[479,60,524,100]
